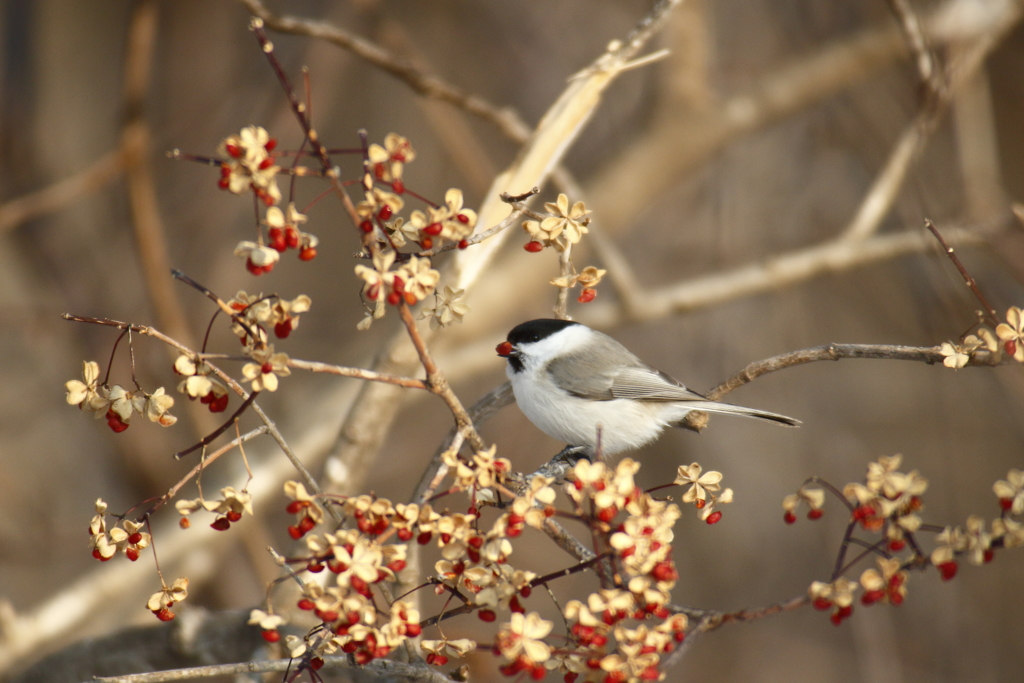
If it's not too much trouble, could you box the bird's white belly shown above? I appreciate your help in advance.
[510,369,688,456]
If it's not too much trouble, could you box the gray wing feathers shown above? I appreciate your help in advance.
[546,333,707,402]
[608,367,707,402]
[545,333,646,400]
[545,331,800,426]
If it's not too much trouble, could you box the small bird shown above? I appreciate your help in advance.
[496,319,799,457]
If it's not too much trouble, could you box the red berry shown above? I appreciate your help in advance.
[262,630,281,643]
[286,500,305,514]
[938,561,958,581]
[128,532,143,544]
[424,223,443,236]
[264,138,277,152]
[392,179,405,194]
[227,510,242,522]
[478,609,496,622]
[297,598,315,610]
[524,241,543,253]
[784,511,797,525]
[217,177,230,190]
[298,516,317,533]
[179,518,191,529]
[360,220,374,233]
[397,528,413,541]
[268,227,286,252]
[307,561,324,573]
[378,205,393,221]
[531,665,546,680]
[577,288,597,303]
[813,597,833,611]
[208,393,229,413]
[405,623,422,637]
[426,654,448,666]
[210,517,231,531]
[984,549,995,563]
[220,164,231,178]
[246,259,264,276]
[106,410,129,433]
[274,321,292,339]
[1006,340,1017,356]
[705,511,723,524]
[287,525,303,539]
[861,589,884,605]
[387,292,402,306]
[458,239,469,249]
[417,532,432,545]
[420,237,433,249]
[888,539,906,552]
[310,658,324,670]
[225,143,241,158]
[261,362,273,375]
[456,214,470,224]
[285,226,300,249]
[126,548,140,562]
[650,561,677,583]
[258,157,274,170]
[1000,497,1013,511]
[299,247,317,261]
[808,508,823,520]
[155,608,176,622]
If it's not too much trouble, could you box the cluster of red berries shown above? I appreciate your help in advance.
[285,499,319,539]
[783,508,823,524]
[813,597,853,626]
[498,655,547,681]
[210,509,243,531]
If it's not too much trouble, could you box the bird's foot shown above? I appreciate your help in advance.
[536,445,592,481]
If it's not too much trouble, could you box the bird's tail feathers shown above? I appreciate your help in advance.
[675,402,801,427]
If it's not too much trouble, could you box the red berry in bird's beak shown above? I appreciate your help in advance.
[496,341,512,357]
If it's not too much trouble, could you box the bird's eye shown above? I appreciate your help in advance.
[530,334,539,342]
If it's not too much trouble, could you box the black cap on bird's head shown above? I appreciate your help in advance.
[506,319,580,346]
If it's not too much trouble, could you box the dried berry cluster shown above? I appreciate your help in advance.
[789,455,1024,626]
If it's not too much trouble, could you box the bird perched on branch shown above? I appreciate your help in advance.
[497,319,799,457]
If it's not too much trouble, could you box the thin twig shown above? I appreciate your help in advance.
[239,0,532,143]
[161,427,268,506]
[924,219,1000,326]
[411,383,512,504]
[396,303,486,452]
[61,314,339,524]
[287,358,428,389]
[887,0,942,93]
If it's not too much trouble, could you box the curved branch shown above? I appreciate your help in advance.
[93,653,453,683]
[704,342,1005,403]
[239,0,532,142]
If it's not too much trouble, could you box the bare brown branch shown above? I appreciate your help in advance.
[0,150,123,234]
[240,0,532,142]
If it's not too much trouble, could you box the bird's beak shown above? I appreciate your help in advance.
[496,341,513,357]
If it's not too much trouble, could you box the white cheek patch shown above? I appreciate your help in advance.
[517,324,592,367]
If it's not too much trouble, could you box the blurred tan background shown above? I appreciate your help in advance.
[2,0,1024,681]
